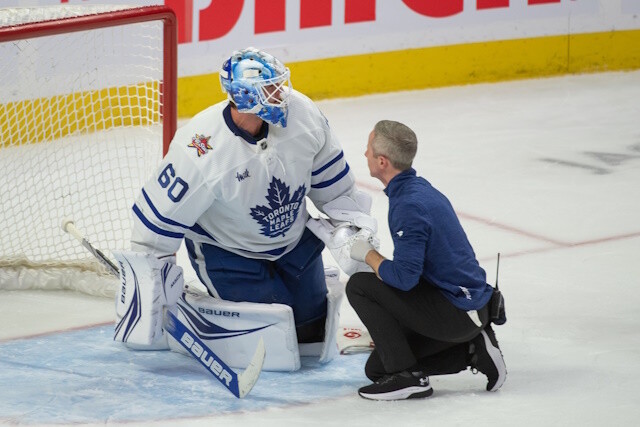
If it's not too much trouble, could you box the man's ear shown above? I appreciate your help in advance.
[378,155,389,168]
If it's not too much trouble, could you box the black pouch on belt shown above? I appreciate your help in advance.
[489,287,506,325]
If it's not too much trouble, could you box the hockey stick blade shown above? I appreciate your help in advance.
[61,218,266,398]
[164,310,265,398]
[238,334,266,398]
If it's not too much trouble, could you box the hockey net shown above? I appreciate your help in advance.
[0,5,177,297]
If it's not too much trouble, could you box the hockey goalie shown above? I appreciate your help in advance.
[112,47,378,371]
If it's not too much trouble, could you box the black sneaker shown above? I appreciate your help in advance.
[469,325,507,391]
[358,370,434,401]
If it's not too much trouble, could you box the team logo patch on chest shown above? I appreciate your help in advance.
[250,177,306,238]
[188,134,212,157]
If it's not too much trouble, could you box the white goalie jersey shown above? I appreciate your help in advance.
[131,90,356,260]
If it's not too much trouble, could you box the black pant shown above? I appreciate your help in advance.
[346,272,489,380]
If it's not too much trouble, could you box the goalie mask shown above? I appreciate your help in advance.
[220,47,292,127]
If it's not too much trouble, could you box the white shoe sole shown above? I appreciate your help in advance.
[481,330,507,391]
[359,385,433,401]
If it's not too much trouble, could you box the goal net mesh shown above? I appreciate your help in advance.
[0,5,174,297]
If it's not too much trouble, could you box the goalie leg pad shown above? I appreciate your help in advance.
[298,266,344,363]
[168,285,301,371]
[319,266,344,362]
[113,251,183,348]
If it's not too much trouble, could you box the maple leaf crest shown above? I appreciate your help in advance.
[250,177,306,238]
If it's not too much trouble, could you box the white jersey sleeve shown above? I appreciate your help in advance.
[306,103,356,211]
[131,125,215,257]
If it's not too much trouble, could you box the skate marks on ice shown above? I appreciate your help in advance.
[539,143,640,175]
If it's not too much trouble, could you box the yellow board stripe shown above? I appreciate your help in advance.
[2,29,639,143]
[0,82,160,148]
[569,29,640,72]
[177,29,640,118]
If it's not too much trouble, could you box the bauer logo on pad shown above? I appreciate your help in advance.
[188,134,212,157]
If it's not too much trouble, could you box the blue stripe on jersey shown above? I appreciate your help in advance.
[133,204,184,239]
[189,223,216,240]
[201,242,288,258]
[141,190,215,241]
[141,189,190,228]
[250,246,287,256]
[311,151,344,176]
[311,163,350,189]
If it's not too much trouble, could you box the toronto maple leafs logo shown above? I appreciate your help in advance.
[187,134,212,157]
[250,177,306,238]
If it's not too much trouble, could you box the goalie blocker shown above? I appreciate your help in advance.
[113,251,343,371]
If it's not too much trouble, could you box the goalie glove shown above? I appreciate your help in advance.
[113,251,184,347]
[307,217,380,276]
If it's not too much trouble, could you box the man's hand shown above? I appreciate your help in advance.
[350,237,375,262]
[307,217,379,276]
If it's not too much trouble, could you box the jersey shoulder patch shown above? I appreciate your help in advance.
[187,133,213,157]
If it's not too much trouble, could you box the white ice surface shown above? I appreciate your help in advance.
[1,71,640,426]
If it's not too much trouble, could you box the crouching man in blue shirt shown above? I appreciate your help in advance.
[346,120,506,401]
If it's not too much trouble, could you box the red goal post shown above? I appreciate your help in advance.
[0,5,177,296]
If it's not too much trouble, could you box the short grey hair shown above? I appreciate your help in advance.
[371,120,417,171]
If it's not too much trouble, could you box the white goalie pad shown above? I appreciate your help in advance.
[112,251,184,348]
[298,266,343,362]
[307,218,379,276]
[321,266,344,362]
[168,286,300,372]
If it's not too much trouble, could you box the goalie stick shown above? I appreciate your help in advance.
[61,218,265,398]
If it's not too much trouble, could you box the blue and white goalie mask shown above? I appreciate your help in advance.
[220,47,292,127]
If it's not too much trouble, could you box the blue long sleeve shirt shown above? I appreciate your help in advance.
[377,168,492,311]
